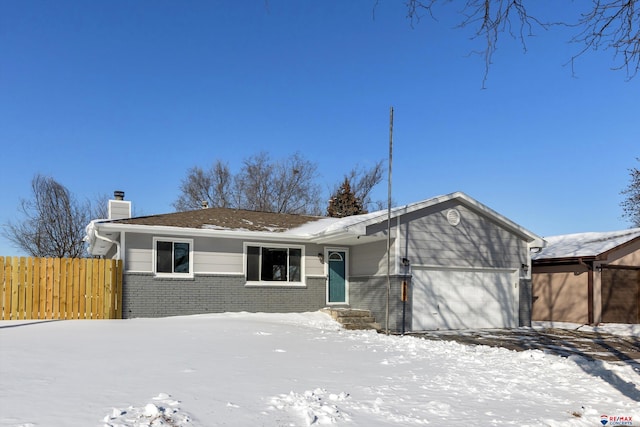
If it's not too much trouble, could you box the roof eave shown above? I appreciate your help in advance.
[596,235,640,261]
[94,221,320,243]
[533,255,597,265]
[350,192,544,245]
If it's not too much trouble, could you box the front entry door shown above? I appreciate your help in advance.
[327,251,347,304]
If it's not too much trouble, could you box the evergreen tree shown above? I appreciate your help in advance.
[327,179,365,218]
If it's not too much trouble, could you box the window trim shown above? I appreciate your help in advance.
[153,237,194,278]
[243,242,305,286]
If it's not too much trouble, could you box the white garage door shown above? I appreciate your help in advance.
[412,267,518,330]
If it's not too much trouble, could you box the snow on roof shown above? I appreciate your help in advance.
[533,228,640,260]
[285,209,384,236]
[87,192,542,254]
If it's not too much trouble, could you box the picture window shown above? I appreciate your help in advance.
[246,245,302,283]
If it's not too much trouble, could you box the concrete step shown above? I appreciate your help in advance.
[343,322,382,331]
[321,308,380,331]
[322,308,371,320]
[335,316,376,324]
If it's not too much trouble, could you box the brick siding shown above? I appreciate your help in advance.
[122,273,326,318]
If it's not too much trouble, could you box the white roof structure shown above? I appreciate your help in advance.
[533,228,640,260]
[86,192,545,256]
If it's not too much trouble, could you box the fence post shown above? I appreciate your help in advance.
[25,257,34,320]
[38,258,47,319]
[0,257,6,320]
[70,258,79,319]
[116,260,123,319]
[11,257,19,320]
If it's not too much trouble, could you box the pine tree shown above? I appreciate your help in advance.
[327,179,365,218]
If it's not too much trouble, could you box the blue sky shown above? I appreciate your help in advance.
[0,1,637,256]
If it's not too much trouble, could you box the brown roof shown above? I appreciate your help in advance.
[108,207,325,232]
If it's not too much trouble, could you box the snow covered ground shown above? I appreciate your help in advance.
[1,312,638,426]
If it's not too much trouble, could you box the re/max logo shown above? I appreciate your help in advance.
[601,415,634,426]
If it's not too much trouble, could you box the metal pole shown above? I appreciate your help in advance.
[386,106,393,335]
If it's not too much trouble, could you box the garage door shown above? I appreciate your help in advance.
[412,267,518,330]
[601,267,640,324]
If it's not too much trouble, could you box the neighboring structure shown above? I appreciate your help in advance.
[85,191,544,331]
[532,229,640,324]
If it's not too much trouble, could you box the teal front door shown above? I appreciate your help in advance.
[328,251,346,303]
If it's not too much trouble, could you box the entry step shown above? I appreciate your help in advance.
[321,308,381,331]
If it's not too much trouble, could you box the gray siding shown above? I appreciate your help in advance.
[118,199,532,328]
[396,201,527,270]
[350,240,389,276]
[122,273,327,318]
[349,275,408,332]
[122,232,324,276]
[305,243,325,276]
[519,278,532,327]
[349,200,531,331]
[108,200,131,220]
[124,233,153,272]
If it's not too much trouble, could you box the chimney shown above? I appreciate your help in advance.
[109,190,132,220]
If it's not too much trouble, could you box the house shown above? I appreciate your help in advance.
[85,191,544,331]
[532,228,640,324]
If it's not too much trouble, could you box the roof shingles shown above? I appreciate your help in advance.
[107,208,325,232]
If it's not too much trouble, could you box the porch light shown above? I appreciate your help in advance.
[318,253,324,263]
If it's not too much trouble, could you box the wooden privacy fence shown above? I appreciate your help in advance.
[1,257,122,320]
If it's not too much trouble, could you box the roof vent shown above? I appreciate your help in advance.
[446,208,461,226]
[201,200,209,209]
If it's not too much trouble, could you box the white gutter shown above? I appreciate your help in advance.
[524,239,547,280]
[95,222,359,244]
[89,191,545,249]
[90,221,122,259]
[96,229,121,259]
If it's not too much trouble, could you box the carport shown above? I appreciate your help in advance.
[532,228,640,325]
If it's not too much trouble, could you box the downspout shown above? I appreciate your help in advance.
[527,239,545,280]
[94,225,121,260]
[578,258,594,325]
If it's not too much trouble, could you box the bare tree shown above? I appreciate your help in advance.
[621,158,640,227]
[173,161,233,211]
[92,192,111,220]
[2,174,95,258]
[346,160,385,211]
[401,0,639,85]
[328,160,385,214]
[571,0,639,78]
[175,152,322,215]
[236,152,322,214]
[271,153,322,214]
[236,152,275,213]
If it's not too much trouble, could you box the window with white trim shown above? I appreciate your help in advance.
[154,238,193,276]
[246,244,302,283]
